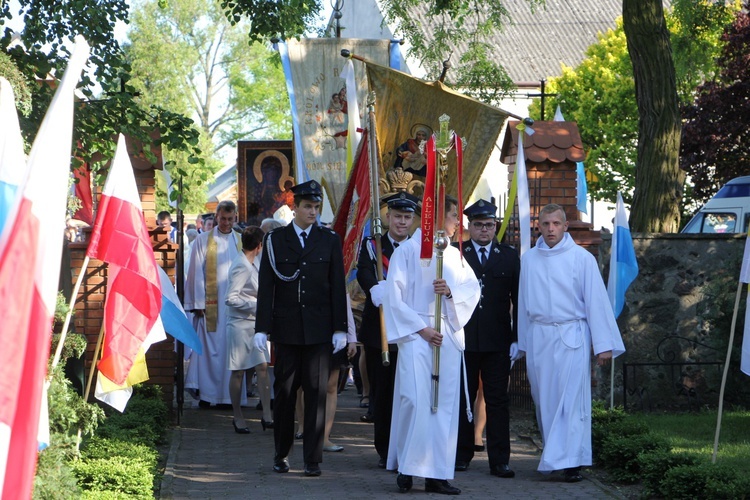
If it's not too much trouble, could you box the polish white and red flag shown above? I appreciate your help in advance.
[86,134,162,386]
[0,36,90,500]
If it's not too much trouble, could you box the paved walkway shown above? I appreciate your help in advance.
[160,388,623,499]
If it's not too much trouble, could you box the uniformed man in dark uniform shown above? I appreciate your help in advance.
[356,192,420,469]
[454,199,521,478]
[255,180,348,477]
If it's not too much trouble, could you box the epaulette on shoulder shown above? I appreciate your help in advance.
[317,225,337,235]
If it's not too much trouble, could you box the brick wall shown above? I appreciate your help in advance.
[505,158,601,254]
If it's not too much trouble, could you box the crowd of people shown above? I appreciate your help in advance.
[159,181,625,495]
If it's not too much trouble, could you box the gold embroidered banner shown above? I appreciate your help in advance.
[366,62,511,204]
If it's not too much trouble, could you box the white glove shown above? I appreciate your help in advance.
[332,332,347,354]
[509,342,524,362]
[254,333,268,352]
[370,280,386,307]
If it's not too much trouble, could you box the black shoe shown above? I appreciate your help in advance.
[378,457,387,469]
[425,478,461,495]
[474,444,485,452]
[273,456,289,473]
[232,419,251,434]
[490,464,515,478]
[360,413,374,423]
[215,403,233,410]
[304,463,321,477]
[261,418,274,431]
[454,460,470,472]
[563,467,583,483]
[295,432,303,440]
[396,473,413,493]
[198,400,211,409]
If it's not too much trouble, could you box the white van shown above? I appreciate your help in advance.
[681,176,750,234]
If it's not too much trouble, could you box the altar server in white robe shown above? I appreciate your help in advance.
[382,195,480,495]
[517,204,625,482]
[184,200,246,407]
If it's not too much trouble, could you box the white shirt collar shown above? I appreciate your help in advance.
[472,241,492,255]
[292,221,311,238]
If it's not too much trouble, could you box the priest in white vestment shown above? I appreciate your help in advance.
[382,195,480,495]
[517,204,625,482]
[184,201,246,407]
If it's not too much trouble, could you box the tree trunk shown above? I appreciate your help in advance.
[623,0,684,232]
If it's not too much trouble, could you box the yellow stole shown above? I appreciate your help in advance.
[205,229,241,331]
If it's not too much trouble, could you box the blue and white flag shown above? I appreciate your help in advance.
[607,192,638,317]
[158,266,202,354]
[0,78,27,234]
[576,161,588,215]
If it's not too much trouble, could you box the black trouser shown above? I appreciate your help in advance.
[456,350,511,468]
[273,342,331,464]
[365,345,398,460]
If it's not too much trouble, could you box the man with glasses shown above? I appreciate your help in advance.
[454,199,521,479]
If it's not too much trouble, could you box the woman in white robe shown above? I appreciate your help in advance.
[383,196,480,494]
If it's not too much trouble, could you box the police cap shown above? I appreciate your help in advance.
[290,180,323,202]
[381,192,420,213]
[463,199,498,221]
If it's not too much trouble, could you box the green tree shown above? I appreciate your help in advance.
[0,0,203,205]
[680,3,750,203]
[529,1,737,207]
[126,0,291,211]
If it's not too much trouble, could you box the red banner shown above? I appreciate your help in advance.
[331,130,371,276]
[455,133,464,257]
[420,135,436,260]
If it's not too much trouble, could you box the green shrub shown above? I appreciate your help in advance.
[71,456,153,499]
[592,407,649,460]
[97,388,169,447]
[598,433,671,483]
[32,441,81,500]
[79,491,133,500]
[637,449,701,498]
[81,436,158,473]
[660,462,750,499]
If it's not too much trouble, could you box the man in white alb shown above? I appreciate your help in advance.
[517,204,625,482]
[383,195,480,495]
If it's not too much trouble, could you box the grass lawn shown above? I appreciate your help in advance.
[636,410,750,469]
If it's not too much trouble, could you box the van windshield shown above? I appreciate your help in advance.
[702,213,736,233]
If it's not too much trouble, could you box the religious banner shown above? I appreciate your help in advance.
[366,62,511,205]
[284,38,391,213]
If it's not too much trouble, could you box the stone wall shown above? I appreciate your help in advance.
[596,233,749,410]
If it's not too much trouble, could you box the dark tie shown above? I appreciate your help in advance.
[480,247,487,266]
[394,242,399,248]
[300,231,307,248]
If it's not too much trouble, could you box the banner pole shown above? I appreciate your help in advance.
[50,255,90,371]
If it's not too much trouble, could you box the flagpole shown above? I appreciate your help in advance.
[365,92,390,367]
[712,279,744,463]
[50,255,90,371]
[176,175,185,423]
[84,322,106,402]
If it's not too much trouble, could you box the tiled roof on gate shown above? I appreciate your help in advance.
[500,120,585,163]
